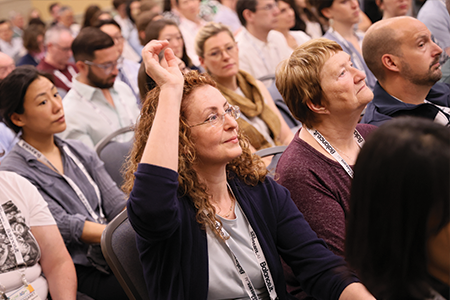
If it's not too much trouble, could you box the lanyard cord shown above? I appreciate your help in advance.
[214,184,278,300]
[17,140,106,224]
[305,128,365,178]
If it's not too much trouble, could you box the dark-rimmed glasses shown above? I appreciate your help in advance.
[84,56,123,75]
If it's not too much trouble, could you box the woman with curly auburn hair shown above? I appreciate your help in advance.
[125,40,377,300]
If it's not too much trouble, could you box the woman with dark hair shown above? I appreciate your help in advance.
[195,22,294,152]
[275,38,376,299]
[17,24,45,67]
[310,0,376,90]
[137,18,198,100]
[0,66,127,300]
[126,0,144,56]
[275,0,311,50]
[82,5,101,28]
[292,0,324,38]
[346,117,450,300]
[125,38,377,300]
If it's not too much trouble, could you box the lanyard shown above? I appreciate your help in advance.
[53,65,77,89]
[305,128,365,178]
[215,184,278,300]
[17,140,106,224]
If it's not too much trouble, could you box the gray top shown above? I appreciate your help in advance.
[207,203,269,300]
[0,136,126,266]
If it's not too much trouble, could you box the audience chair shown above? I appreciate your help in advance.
[94,126,134,188]
[101,209,149,300]
[255,146,288,177]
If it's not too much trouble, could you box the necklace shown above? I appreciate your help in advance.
[217,185,236,218]
[331,143,355,163]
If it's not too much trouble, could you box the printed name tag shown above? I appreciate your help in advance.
[7,284,41,300]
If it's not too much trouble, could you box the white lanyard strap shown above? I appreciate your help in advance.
[216,185,278,300]
[306,128,365,178]
[53,65,77,89]
[0,205,25,267]
[18,140,106,224]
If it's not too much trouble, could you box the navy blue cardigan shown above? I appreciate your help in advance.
[127,164,358,300]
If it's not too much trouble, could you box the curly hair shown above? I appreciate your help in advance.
[123,70,268,239]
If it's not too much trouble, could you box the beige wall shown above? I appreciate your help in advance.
[0,0,113,22]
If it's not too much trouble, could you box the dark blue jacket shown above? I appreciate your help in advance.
[17,53,39,67]
[127,163,359,300]
[361,81,450,126]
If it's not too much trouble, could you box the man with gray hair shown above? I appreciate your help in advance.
[360,16,450,127]
[55,6,80,37]
[37,26,78,97]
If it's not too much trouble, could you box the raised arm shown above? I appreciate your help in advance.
[139,41,184,171]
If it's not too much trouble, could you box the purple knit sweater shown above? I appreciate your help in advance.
[275,124,377,298]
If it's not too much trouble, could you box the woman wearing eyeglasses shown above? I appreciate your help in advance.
[195,22,294,152]
[125,39,377,300]
[0,66,128,300]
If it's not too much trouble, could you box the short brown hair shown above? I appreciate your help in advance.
[195,22,234,59]
[276,38,342,128]
[22,24,45,53]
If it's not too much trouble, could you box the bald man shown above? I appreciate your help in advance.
[0,51,15,82]
[361,16,450,127]
[0,52,18,160]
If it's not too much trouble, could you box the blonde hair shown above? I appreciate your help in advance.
[195,22,234,59]
[123,71,268,239]
[276,38,342,129]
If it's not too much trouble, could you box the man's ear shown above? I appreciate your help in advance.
[75,60,88,75]
[242,9,254,24]
[10,113,25,128]
[321,8,332,20]
[381,53,400,73]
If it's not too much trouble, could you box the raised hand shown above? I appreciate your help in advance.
[141,40,184,89]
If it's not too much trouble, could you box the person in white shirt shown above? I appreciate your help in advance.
[235,0,293,86]
[59,27,139,148]
[175,0,206,67]
[0,171,76,299]
[0,20,23,64]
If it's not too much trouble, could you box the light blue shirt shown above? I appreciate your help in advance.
[58,77,140,148]
[0,122,19,161]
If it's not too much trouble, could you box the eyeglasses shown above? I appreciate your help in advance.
[84,56,124,75]
[112,35,125,44]
[256,2,278,11]
[53,44,72,52]
[205,43,238,61]
[189,105,240,128]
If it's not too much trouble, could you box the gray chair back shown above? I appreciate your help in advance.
[94,126,134,188]
[101,210,149,300]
